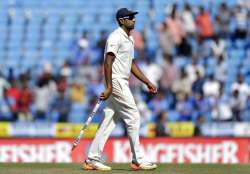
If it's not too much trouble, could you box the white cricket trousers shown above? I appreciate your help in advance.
[87,78,144,163]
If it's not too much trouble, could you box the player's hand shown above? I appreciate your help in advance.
[146,82,158,94]
[100,88,112,100]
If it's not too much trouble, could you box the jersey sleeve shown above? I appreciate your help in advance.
[105,34,120,57]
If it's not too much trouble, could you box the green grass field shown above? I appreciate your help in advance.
[0,163,250,174]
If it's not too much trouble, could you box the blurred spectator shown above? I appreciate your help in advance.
[130,57,146,94]
[195,37,211,58]
[176,37,192,57]
[96,30,108,64]
[232,4,248,40]
[176,94,193,121]
[131,30,145,59]
[242,95,250,121]
[185,55,205,83]
[87,76,105,97]
[230,89,242,121]
[160,55,179,93]
[148,91,169,114]
[155,111,168,136]
[191,93,211,121]
[164,3,178,17]
[77,64,100,85]
[215,55,228,83]
[210,35,226,58]
[78,31,89,48]
[56,75,68,93]
[194,114,206,135]
[212,86,233,121]
[129,75,141,95]
[33,63,57,120]
[141,58,162,102]
[203,74,221,97]
[6,79,20,120]
[86,95,99,121]
[70,81,86,104]
[196,6,214,41]
[131,30,145,50]
[75,31,91,65]
[7,68,15,82]
[159,22,175,57]
[192,70,205,95]
[231,73,250,106]
[166,6,186,46]
[0,71,10,98]
[18,75,33,121]
[34,78,51,120]
[172,68,192,100]
[135,95,153,125]
[60,60,73,78]
[181,3,196,38]
[199,95,214,121]
[97,30,107,53]
[38,63,57,102]
[51,92,71,122]
[214,3,231,38]
[0,88,15,121]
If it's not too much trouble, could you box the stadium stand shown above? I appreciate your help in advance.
[0,0,249,137]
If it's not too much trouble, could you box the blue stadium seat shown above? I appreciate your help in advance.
[168,110,180,122]
[0,50,5,61]
[0,0,10,7]
[235,40,246,49]
[21,55,38,69]
[68,102,87,123]
[40,48,54,59]
[24,40,40,50]
[63,15,77,25]
[5,56,20,68]
[174,57,188,68]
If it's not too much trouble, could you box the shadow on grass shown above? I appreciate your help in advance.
[112,168,135,171]
[78,167,137,172]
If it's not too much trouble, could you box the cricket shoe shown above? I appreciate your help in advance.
[83,159,112,171]
[130,161,157,170]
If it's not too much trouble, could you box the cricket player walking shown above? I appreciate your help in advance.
[83,8,158,171]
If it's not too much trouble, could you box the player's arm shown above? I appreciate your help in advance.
[100,52,115,100]
[131,60,157,94]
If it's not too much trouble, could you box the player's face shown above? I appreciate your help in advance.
[121,15,136,30]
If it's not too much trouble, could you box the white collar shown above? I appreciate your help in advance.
[118,27,130,38]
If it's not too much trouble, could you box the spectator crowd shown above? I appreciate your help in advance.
[0,1,250,137]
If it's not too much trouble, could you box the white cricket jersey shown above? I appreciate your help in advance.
[104,27,134,80]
